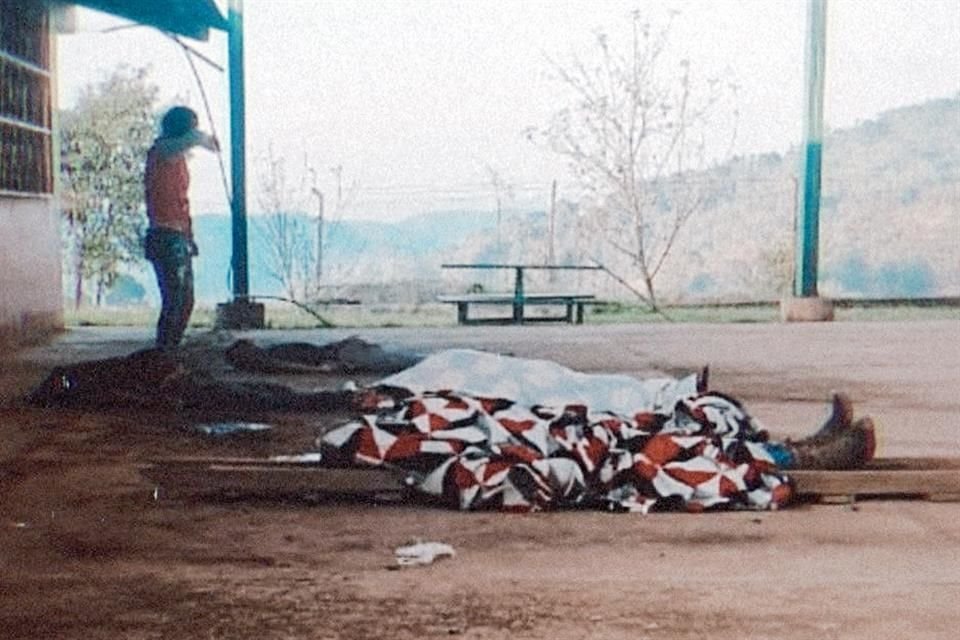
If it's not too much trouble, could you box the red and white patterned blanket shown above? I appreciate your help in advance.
[321,384,793,513]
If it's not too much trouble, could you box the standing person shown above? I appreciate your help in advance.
[143,106,219,350]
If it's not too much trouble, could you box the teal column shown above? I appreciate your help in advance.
[228,0,249,299]
[794,0,827,297]
[513,267,524,324]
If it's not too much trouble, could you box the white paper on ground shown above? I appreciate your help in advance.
[394,541,456,567]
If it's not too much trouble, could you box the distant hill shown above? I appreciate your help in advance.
[441,96,960,302]
[190,209,499,302]
[129,95,959,305]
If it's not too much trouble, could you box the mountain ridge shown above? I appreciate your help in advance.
[164,95,959,303]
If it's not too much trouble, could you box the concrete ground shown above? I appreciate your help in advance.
[1,320,958,639]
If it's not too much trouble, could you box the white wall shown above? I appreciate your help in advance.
[0,195,63,346]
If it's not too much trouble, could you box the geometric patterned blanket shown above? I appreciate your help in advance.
[320,352,793,513]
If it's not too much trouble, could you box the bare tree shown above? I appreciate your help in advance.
[255,147,315,301]
[255,149,360,302]
[534,10,737,309]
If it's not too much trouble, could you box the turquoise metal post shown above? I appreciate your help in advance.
[513,267,524,323]
[228,0,249,299]
[794,0,827,297]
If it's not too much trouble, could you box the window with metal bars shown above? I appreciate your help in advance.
[0,0,53,195]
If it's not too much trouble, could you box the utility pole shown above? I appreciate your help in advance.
[548,179,557,264]
[485,165,507,258]
[307,165,324,285]
[496,193,502,256]
[313,188,324,282]
[548,179,557,282]
[782,0,833,321]
[330,164,343,213]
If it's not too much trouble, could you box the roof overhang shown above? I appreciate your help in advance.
[71,0,229,40]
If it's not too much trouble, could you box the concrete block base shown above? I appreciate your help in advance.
[215,300,266,330]
[0,311,63,350]
[780,296,835,322]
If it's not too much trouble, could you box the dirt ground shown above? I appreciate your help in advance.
[1,320,958,639]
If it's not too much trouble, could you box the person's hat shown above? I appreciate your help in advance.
[160,106,198,138]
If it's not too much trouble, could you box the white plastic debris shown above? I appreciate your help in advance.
[340,380,358,392]
[195,422,272,437]
[394,541,456,567]
[269,453,324,463]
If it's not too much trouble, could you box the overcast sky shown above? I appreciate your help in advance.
[56,0,960,219]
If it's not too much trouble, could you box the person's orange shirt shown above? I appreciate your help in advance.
[144,147,191,237]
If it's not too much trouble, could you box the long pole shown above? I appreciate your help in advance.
[794,0,827,297]
[330,164,343,210]
[548,179,557,265]
[548,179,557,282]
[228,0,249,299]
[314,189,324,281]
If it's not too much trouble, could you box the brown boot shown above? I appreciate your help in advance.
[807,392,855,441]
[787,416,876,470]
[696,365,710,393]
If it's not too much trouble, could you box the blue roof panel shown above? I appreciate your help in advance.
[72,0,228,40]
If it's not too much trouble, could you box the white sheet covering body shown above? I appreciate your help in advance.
[379,349,699,416]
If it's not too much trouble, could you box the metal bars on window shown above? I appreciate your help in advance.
[0,0,52,194]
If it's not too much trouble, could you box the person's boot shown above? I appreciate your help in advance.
[785,416,876,470]
[807,392,855,441]
[696,365,709,393]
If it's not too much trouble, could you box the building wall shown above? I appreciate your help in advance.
[0,196,63,346]
[1,0,62,349]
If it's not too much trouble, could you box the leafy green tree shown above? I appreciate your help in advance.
[60,66,159,308]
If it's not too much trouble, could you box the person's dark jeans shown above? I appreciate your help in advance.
[145,228,195,350]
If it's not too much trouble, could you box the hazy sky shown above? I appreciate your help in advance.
[56,0,960,219]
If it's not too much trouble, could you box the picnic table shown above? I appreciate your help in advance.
[439,263,602,325]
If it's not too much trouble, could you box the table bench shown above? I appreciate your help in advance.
[439,263,602,325]
[437,292,596,324]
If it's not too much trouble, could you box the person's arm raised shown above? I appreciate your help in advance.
[153,130,220,158]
